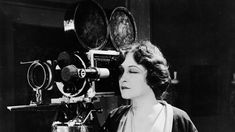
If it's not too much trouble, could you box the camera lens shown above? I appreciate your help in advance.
[32,65,45,87]
[27,61,53,91]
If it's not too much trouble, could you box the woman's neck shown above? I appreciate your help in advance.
[131,92,160,115]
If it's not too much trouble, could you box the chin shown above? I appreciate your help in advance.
[121,93,133,99]
[121,96,131,99]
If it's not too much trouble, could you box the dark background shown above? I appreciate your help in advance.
[1,0,235,132]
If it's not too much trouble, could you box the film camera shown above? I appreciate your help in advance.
[7,0,137,132]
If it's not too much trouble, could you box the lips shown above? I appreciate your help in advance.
[121,86,130,90]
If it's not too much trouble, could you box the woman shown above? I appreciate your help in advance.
[100,40,198,132]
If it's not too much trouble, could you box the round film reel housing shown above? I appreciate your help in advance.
[109,7,137,50]
[64,0,109,51]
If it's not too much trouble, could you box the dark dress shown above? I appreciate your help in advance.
[100,105,198,132]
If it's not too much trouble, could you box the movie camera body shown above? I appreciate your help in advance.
[7,0,137,132]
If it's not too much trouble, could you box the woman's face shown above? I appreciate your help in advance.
[119,52,153,99]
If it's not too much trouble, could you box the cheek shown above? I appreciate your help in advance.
[137,76,151,91]
[132,76,148,87]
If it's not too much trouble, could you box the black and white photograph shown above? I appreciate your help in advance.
[0,0,235,132]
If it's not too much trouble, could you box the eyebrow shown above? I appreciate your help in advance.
[119,65,143,72]
[128,65,143,71]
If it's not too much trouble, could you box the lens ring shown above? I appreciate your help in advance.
[27,61,47,91]
[43,62,53,90]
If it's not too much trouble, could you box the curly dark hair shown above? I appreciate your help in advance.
[120,40,171,100]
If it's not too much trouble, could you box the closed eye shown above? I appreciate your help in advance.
[129,68,140,73]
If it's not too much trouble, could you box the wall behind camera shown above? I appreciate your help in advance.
[0,8,15,132]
